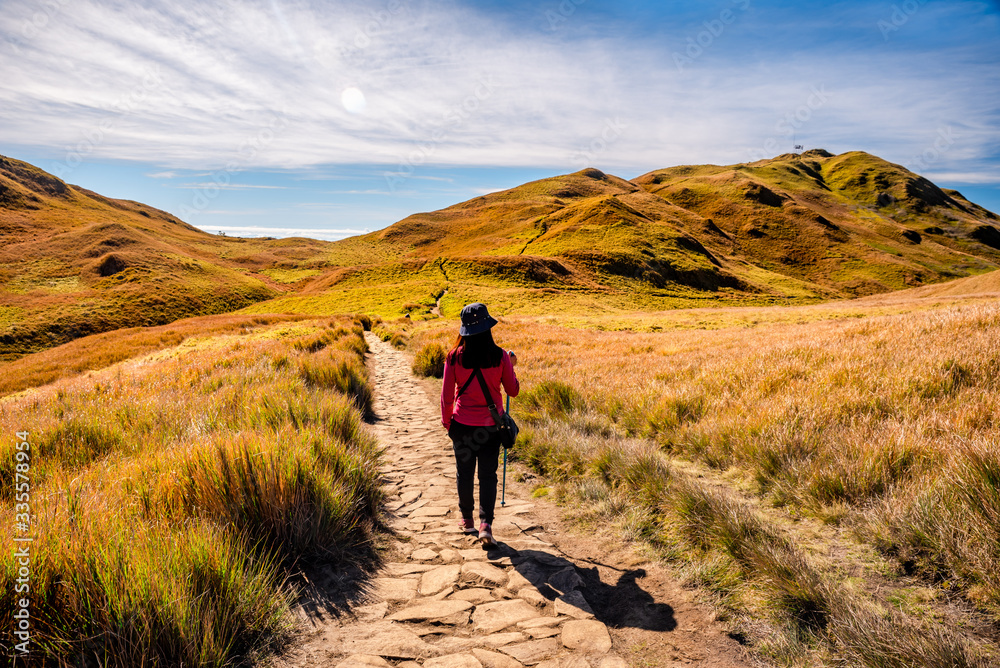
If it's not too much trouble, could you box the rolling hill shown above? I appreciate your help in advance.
[0,155,340,360]
[243,149,1000,320]
[4,149,1000,359]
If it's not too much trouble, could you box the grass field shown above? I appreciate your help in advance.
[0,315,383,666]
[404,279,1000,666]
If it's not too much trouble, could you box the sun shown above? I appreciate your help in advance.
[341,87,367,114]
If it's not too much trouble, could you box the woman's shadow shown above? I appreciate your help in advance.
[502,547,677,632]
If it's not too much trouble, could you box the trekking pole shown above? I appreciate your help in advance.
[501,394,509,507]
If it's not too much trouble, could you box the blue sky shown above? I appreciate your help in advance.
[1,0,999,239]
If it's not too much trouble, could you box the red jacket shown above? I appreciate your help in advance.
[441,349,519,428]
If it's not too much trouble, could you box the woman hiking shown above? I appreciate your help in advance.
[440,303,519,546]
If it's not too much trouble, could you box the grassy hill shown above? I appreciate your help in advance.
[0,155,342,360]
[240,149,1000,320]
[635,149,1000,296]
[5,149,1000,357]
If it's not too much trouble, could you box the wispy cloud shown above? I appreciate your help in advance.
[177,182,292,190]
[922,172,1000,185]
[204,224,369,240]
[323,189,416,195]
[0,0,997,184]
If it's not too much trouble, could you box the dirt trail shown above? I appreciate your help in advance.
[431,290,447,316]
[271,333,755,668]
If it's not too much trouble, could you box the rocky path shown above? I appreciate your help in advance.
[272,333,754,668]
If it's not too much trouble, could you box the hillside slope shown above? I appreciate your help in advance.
[634,149,1000,296]
[0,155,339,360]
[247,150,1000,319]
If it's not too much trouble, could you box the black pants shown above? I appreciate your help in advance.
[448,419,502,524]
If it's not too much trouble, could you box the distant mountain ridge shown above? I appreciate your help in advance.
[3,149,1000,359]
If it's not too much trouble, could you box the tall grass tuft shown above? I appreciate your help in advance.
[412,342,446,378]
[169,429,374,562]
[519,380,581,420]
[297,350,374,417]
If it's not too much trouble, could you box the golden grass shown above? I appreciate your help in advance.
[0,316,383,665]
[0,313,321,397]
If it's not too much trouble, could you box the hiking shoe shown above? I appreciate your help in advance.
[460,518,477,534]
[478,522,496,546]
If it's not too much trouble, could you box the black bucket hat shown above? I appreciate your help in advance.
[459,302,498,336]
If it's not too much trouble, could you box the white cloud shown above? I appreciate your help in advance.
[176,182,292,190]
[0,0,997,183]
[921,172,1000,185]
[202,224,369,240]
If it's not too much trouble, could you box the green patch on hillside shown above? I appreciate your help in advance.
[261,267,323,283]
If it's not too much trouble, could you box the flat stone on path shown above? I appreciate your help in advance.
[388,599,473,623]
[434,637,481,654]
[499,638,561,665]
[524,627,560,639]
[597,657,629,668]
[373,578,418,602]
[353,602,388,621]
[440,548,462,563]
[450,587,496,604]
[517,617,562,629]
[412,506,451,517]
[482,631,528,647]
[334,655,392,668]
[386,563,436,576]
[423,654,484,668]
[473,600,541,634]
[463,561,509,588]
[517,588,548,608]
[411,548,439,561]
[561,619,612,653]
[472,648,526,668]
[553,591,595,619]
[341,624,442,660]
[559,657,592,668]
[507,565,544,592]
[420,564,463,596]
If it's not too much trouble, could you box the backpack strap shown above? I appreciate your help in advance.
[473,368,505,428]
[456,370,477,398]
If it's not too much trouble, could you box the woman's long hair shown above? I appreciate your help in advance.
[449,329,503,369]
